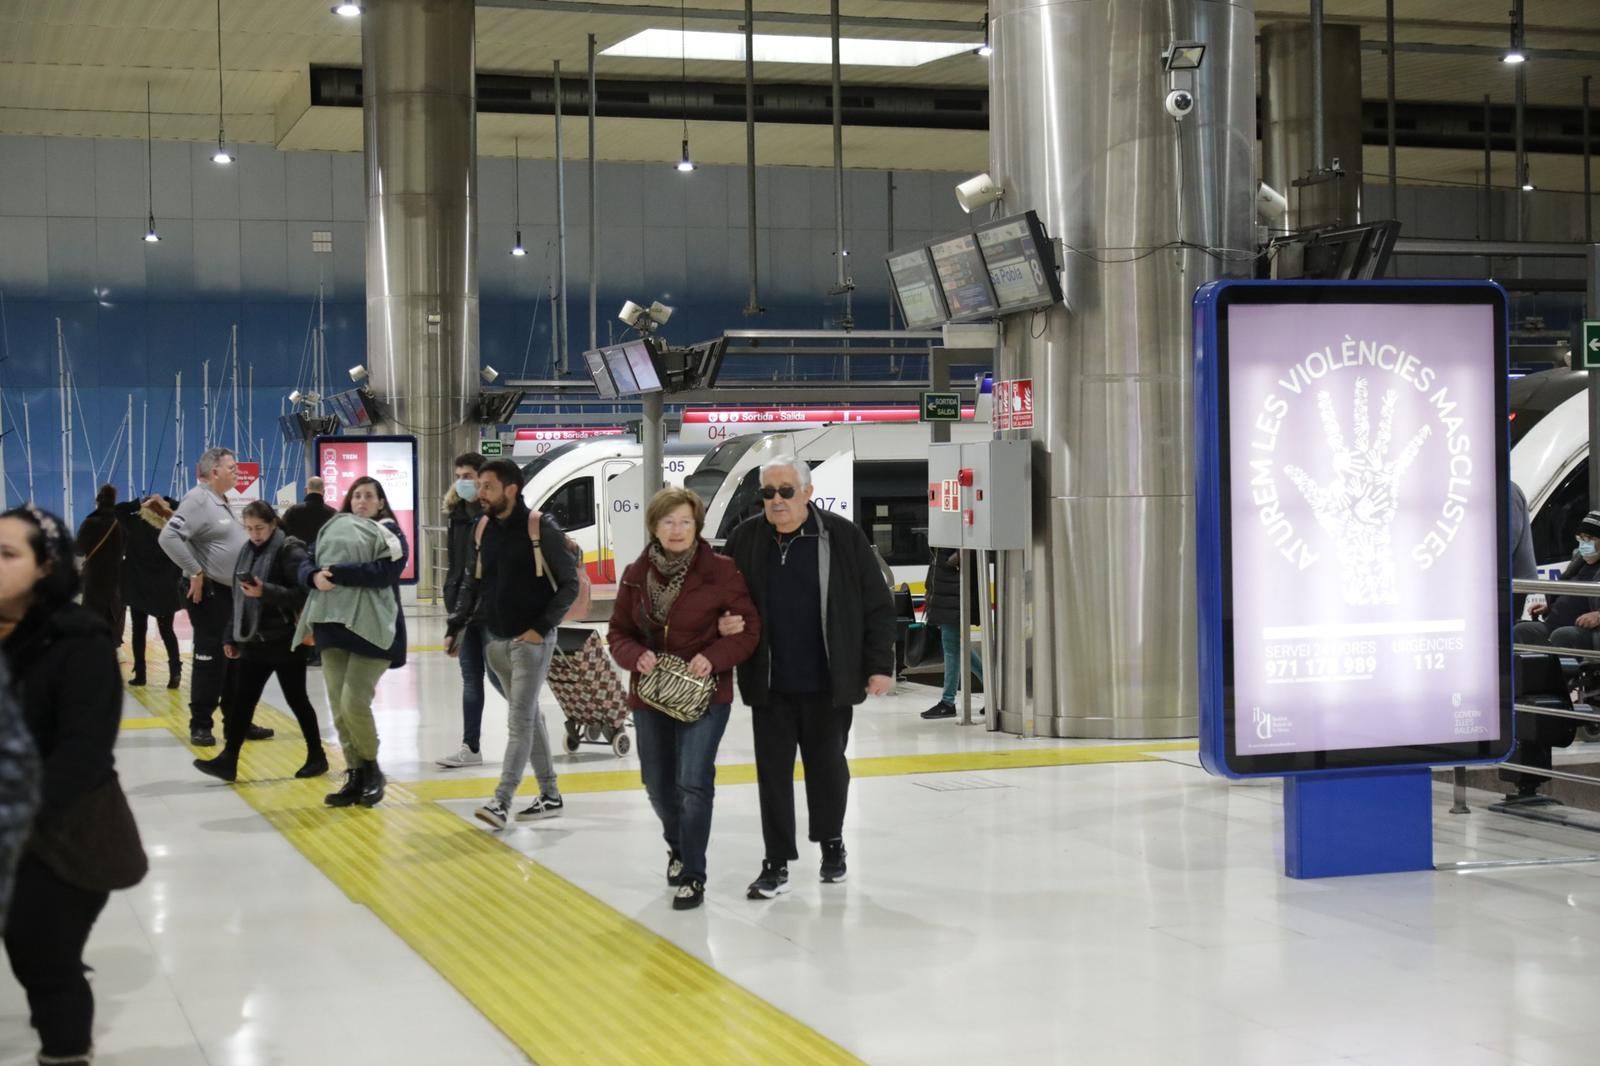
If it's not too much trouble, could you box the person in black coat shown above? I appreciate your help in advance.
[920,548,985,720]
[193,501,328,783]
[74,485,123,646]
[116,496,183,689]
[1,505,145,1066]
[282,477,337,547]
[435,450,503,769]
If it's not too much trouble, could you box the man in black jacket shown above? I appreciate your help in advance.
[722,456,896,899]
[282,478,336,546]
[445,459,579,830]
[436,451,502,769]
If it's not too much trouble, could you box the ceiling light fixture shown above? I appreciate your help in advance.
[676,0,694,174]
[332,2,362,16]
[1503,0,1527,64]
[511,138,527,256]
[976,14,992,58]
[602,29,978,68]
[142,82,161,243]
[211,0,232,165]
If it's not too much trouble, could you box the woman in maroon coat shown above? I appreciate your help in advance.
[608,486,760,910]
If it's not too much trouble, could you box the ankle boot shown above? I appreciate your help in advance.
[359,762,386,807]
[167,661,182,690]
[193,751,239,783]
[296,750,329,778]
[129,660,147,687]
[324,765,364,807]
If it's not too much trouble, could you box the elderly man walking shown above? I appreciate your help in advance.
[721,456,897,899]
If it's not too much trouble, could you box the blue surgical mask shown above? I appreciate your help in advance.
[455,478,479,502]
[1581,539,1598,561]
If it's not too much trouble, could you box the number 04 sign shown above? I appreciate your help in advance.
[1193,281,1513,779]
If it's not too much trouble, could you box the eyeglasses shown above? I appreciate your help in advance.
[759,486,798,500]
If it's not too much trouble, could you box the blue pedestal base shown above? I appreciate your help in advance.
[1283,768,1434,879]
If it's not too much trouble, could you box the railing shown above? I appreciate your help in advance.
[419,524,449,607]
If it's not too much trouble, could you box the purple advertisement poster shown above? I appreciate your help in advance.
[1226,302,1501,756]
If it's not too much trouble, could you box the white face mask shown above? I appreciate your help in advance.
[455,478,478,502]
[1581,538,1599,561]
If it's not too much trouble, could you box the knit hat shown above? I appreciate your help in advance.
[1579,511,1600,539]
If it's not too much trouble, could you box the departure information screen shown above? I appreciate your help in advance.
[1195,282,1512,777]
[886,248,949,329]
[928,234,999,321]
[976,212,1062,313]
[584,348,618,399]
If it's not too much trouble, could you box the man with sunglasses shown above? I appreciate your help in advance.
[720,457,896,899]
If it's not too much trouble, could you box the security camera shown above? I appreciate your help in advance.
[955,173,1003,214]
[618,301,649,329]
[1165,90,1195,120]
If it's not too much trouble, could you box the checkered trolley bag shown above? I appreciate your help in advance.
[547,627,633,757]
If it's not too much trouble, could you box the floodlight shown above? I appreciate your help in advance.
[647,301,674,325]
[480,366,500,384]
[348,364,369,383]
[619,301,649,329]
[955,173,1003,214]
[1162,41,1206,71]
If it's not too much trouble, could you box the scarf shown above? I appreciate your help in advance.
[232,529,285,644]
[645,541,695,627]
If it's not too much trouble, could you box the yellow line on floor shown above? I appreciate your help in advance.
[406,740,1199,803]
[119,716,170,730]
[122,668,861,1066]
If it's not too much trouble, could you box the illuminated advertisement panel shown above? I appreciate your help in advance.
[315,435,420,584]
[1194,281,1512,777]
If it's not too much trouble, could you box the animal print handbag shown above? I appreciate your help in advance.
[636,626,715,723]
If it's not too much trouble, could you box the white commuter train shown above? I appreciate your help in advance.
[1509,367,1594,573]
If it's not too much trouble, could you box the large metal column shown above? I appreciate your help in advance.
[1261,20,1362,229]
[362,0,480,602]
[988,0,1256,738]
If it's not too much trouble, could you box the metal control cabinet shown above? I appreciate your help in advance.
[927,440,1032,550]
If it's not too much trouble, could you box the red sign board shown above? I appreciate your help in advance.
[513,428,626,441]
[682,405,976,444]
[233,462,260,496]
[993,379,1034,431]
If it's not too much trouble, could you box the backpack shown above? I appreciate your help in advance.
[475,510,592,624]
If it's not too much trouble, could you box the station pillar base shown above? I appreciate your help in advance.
[1283,769,1434,879]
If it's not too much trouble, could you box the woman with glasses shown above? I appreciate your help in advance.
[607,487,760,910]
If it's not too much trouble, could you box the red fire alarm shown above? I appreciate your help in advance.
[957,468,974,487]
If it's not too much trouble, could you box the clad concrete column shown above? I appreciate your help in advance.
[1261,21,1364,229]
[363,0,480,601]
[987,0,1256,738]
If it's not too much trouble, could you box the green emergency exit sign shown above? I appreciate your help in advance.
[921,392,962,422]
[1586,321,1600,370]
[480,439,505,457]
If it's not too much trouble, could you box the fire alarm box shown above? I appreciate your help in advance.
[927,440,1031,550]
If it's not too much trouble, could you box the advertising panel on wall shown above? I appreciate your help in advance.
[315,435,420,584]
[1194,281,1512,779]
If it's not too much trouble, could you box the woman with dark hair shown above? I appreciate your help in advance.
[117,495,184,689]
[295,477,408,808]
[193,500,328,783]
[74,485,123,645]
[1,505,146,1066]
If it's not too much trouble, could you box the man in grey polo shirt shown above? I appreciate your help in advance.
[158,447,269,746]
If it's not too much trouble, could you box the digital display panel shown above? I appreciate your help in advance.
[623,339,663,392]
[604,346,641,395]
[885,247,949,329]
[584,348,619,399]
[976,211,1063,314]
[928,234,999,322]
[1196,282,1512,777]
[315,435,420,584]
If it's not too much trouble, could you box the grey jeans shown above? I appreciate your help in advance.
[485,636,559,807]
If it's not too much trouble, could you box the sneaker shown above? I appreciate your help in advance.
[244,724,275,741]
[821,839,848,883]
[673,880,705,911]
[190,729,216,747]
[436,744,483,769]
[667,851,685,887]
[746,860,791,900]
[475,801,509,829]
[920,701,957,720]
[515,794,563,822]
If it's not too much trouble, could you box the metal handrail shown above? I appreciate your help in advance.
[1514,577,1600,595]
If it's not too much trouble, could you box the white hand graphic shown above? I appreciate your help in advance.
[1284,377,1430,605]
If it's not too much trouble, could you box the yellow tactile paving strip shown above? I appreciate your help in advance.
[123,672,863,1066]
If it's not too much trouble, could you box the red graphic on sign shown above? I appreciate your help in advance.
[993,379,1034,431]
[233,462,260,495]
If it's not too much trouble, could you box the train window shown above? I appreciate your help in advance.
[1532,459,1587,566]
[541,477,595,532]
[858,496,929,567]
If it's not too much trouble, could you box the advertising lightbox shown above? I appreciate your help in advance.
[1194,281,1512,777]
[315,435,420,584]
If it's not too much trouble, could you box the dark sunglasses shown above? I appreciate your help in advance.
[759,485,798,500]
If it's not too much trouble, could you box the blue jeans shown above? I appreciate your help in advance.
[455,621,503,750]
[940,623,983,705]
[634,703,732,884]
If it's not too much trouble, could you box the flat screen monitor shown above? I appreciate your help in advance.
[1193,280,1512,778]
[1272,221,1400,281]
[278,413,303,446]
[623,339,663,393]
[975,211,1064,314]
[928,234,999,322]
[885,247,950,329]
[604,346,641,395]
[583,348,619,399]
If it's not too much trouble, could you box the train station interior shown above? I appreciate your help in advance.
[2,1,1600,1064]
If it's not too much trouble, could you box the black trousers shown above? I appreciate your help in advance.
[223,648,322,758]
[184,584,236,733]
[3,854,109,1060]
[129,610,179,674]
[752,692,853,863]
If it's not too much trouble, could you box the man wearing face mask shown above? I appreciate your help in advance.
[1516,510,1600,652]
[436,452,502,768]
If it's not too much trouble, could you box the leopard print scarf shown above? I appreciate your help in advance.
[646,541,695,626]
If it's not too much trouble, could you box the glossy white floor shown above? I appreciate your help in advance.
[4,611,1600,1065]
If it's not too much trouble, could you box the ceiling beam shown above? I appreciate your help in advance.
[477,0,980,35]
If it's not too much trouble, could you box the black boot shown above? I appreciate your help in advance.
[129,657,147,687]
[324,766,364,807]
[296,750,329,778]
[359,762,387,807]
[193,751,239,783]
[167,660,182,690]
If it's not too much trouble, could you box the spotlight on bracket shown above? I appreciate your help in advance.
[348,364,369,384]
[955,173,1003,214]
[480,366,500,384]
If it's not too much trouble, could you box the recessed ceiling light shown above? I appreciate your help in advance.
[333,2,362,17]
[1502,49,1527,64]
[602,29,979,68]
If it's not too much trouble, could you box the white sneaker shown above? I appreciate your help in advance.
[436,744,483,769]
[515,794,564,822]
[474,801,509,829]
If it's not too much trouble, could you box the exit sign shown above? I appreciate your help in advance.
[921,392,962,422]
[1586,321,1600,370]
[480,439,505,457]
